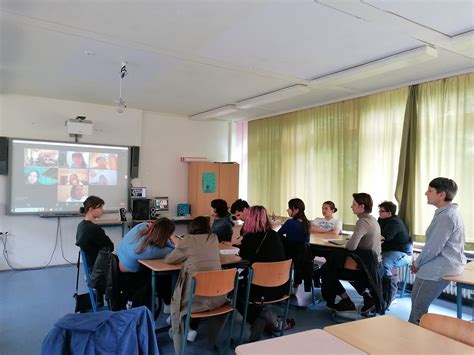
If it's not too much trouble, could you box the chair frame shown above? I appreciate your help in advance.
[79,250,97,312]
[182,268,239,355]
[239,259,293,344]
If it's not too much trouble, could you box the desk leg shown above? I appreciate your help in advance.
[121,224,125,238]
[456,283,462,319]
[151,270,156,319]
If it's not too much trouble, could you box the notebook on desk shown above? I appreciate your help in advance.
[327,239,349,246]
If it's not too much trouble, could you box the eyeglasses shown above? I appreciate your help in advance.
[378,209,388,213]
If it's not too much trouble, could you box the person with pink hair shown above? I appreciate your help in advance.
[237,206,286,342]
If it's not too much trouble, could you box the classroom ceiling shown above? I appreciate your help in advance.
[0,0,473,121]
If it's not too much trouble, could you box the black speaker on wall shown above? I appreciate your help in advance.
[0,137,8,175]
[132,198,152,220]
[119,208,127,222]
[130,146,140,179]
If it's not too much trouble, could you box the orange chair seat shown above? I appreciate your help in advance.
[191,304,234,319]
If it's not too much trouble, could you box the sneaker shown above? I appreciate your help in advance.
[360,294,375,314]
[333,298,356,312]
[163,303,171,314]
[187,329,197,342]
[166,315,171,325]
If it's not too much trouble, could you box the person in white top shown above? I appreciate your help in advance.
[311,201,342,235]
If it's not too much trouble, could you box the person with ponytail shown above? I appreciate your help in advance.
[75,196,114,272]
[311,201,342,235]
[278,198,310,244]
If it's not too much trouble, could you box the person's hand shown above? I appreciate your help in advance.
[380,235,385,243]
[410,263,418,273]
[170,234,180,245]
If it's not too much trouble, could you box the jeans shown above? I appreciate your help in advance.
[408,277,449,325]
[381,251,411,276]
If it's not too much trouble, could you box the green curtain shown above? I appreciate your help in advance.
[395,85,418,235]
[246,73,472,244]
[413,73,474,243]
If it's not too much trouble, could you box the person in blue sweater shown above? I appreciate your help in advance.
[117,217,177,309]
[210,199,234,242]
[278,198,310,244]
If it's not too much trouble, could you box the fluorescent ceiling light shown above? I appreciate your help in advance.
[451,31,474,52]
[310,45,438,87]
[190,105,239,120]
[236,84,310,109]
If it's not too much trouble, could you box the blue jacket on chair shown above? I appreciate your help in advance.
[41,306,159,355]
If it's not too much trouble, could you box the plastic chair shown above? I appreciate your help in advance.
[182,268,239,355]
[79,250,97,312]
[239,259,293,344]
[420,313,474,346]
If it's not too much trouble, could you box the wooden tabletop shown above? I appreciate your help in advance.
[139,245,242,272]
[94,219,124,225]
[235,329,366,354]
[324,315,474,354]
[442,268,474,286]
[464,261,474,271]
[310,233,348,248]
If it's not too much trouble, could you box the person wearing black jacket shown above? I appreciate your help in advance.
[378,201,412,277]
[237,206,286,342]
[75,196,114,271]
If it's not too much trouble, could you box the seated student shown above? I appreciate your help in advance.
[210,199,234,243]
[237,206,286,342]
[278,198,310,244]
[230,199,250,222]
[278,198,313,292]
[117,218,176,309]
[75,196,114,271]
[75,196,114,306]
[378,201,412,275]
[165,217,228,354]
[311,201,342,235]
[321,193,382,314]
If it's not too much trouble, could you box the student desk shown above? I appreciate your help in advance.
[139,246,244,319]
[464,261,474,271]
[235,329,366,354]
[310,233,347,248]
[324,315,474,354]
[94,219,126,238]
[442,268,474,319]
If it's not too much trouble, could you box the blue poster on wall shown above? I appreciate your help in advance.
[202,172,216,193]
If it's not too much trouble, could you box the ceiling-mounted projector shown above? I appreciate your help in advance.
[65,117,93,135]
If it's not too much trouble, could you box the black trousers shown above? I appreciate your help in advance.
[320,265,370,305]
[119,269,172,309]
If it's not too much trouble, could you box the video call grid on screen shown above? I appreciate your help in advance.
[9,139,130,215]
[154,197,169,212]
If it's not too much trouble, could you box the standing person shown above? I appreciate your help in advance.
[237,206,286,342]
[75,196,114,270]
[311,201,343,235]
[321,193,382,313]
[117,218,177,309]
[165,216,228,354]
[409,178,466,325]
[210,199,234,243]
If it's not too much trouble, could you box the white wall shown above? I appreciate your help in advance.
[0,94,230,270]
